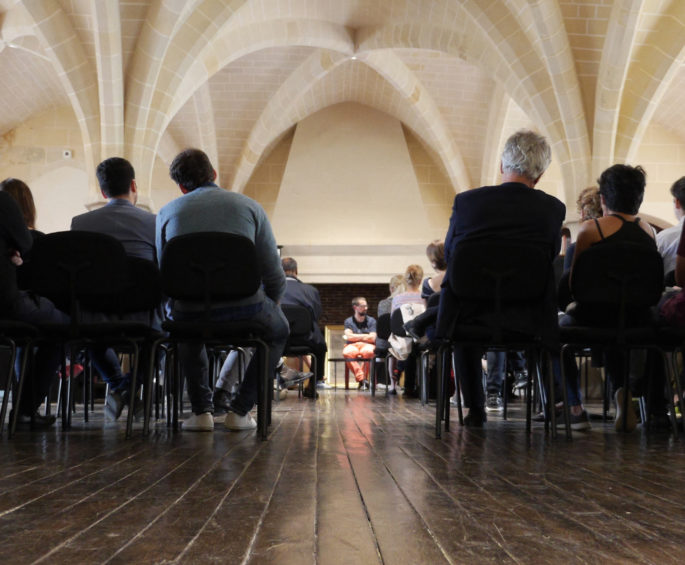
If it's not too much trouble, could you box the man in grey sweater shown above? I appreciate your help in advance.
[156,148,288,431]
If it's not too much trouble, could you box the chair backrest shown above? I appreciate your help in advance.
[444,240,553,341]
[571,242,663,322]
[390,308,407,337]
[30,231,129,319]
[96,257,163,317]
[281,304,312,339]
[160,233,261,308]
[449,240,550,304]
[376,312,391,340]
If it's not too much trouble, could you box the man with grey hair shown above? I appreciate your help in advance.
[436,129,565,426]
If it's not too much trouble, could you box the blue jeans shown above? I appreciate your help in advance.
[173,297,289,415]
[486,352,505,395]
[11,291,68,414]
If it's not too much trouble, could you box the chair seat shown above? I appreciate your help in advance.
[448,324,540,346]
[655,325,685,347]
[560,325,656,345]
[0,320,39,339]
[38,322,160,339]
[162,319,270,340]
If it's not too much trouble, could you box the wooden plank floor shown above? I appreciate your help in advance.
[1,389,685,564]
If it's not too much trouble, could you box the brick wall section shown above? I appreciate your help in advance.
[317,284,389,326]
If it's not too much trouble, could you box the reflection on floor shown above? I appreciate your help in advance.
[1,389,684,564]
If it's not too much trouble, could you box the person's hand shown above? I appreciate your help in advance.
[10,250,23,266]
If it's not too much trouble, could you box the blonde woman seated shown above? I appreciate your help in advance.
[390,265,426,396]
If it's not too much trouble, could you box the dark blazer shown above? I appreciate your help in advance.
[71,199,156,262]
[281,275,325,344]
[437,182,566,341]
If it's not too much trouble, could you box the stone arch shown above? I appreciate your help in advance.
[16,0,100,194]
[126,14,353,194]
[357,16,586,206]
[617,2,685,163]
[592,0,644,176]
[230,49,470,194]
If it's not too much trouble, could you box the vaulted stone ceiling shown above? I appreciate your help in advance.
[0,0,683,215]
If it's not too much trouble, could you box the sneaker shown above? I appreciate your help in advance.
[614,388,637,432]
[273,387,288,400]
[58,363,84,379]
[533,406,563,422]
[213,388,233,414]
[303,388,319,399]
[512,371,528,390]
[182,412,214,431]
[280,366,309,382]
[104,391,125,421]
[357,380,369,390]
[556,409,592,431]
[224,411,257,431]
[11,410,56,429]
[317,381,333,389]
[485,393,503,412]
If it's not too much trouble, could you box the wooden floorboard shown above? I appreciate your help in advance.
[1,389,685,564]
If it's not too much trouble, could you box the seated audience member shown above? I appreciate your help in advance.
[70,157,158,421]
[157,148,289,431]
[421,240,446,300]
[656,176,685,282]
[436,129,565,427]
[553,227,571,288]
[343,297,376,389]
[401,241,446,340]
[0,178,41,236]
[280,256,325,396]
[558,187,602,310]
[390,265,425,396]
[391,264,424,312]
[564,187,602,272]
[0,191,67,428]
[0,178,44,290]
[562,164,664,432]
[377,274,405,318]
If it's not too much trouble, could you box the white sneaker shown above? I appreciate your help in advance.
[225,411,257,431]
[614,388,637,432]
[182,412,214,431]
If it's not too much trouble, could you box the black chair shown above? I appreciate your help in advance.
[153,232,273,439]
[0,320,38,436]
[96,256,163,434]
[373,312,392,397]
[28,231,158,437]
[280,304,317,398]
[436,240,562,439]
[560,242,677,434]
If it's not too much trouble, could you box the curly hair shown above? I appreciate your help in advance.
[576,186,602,220]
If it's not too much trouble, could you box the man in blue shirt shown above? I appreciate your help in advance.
[343,297,377,389]
[157,148,289,431]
